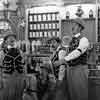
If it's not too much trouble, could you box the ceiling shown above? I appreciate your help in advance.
[0,0,98,11]
[21,0,98,6]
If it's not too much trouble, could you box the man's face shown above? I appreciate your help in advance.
[72,22,80,35]
[6,36,16,47]
[51,40,59,50]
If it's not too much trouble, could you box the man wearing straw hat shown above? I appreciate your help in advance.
[0,30,26,100]
[54,18,89,100]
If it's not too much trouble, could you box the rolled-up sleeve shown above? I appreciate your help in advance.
[0,51,4,66]
[64,37,89,61]
[58,50,66,60]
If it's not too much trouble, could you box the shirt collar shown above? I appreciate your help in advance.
[57,45,61,51]
[74,33,81,38]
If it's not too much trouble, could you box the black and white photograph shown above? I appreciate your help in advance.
[0,0,100,100]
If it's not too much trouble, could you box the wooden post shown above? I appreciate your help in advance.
[25,7,30,54]
[96,0,98,42]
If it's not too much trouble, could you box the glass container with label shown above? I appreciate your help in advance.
[43,14,46,21]
[40,32,43,37]
[29,16,33,22]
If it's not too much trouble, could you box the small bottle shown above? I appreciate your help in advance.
[49,23,51,29]
[33,32,35,37]
[44,32,47,37]
[57,23,59,29]
[40,32,43,37]
[30,24,33,30]
[48,32,51,37]
[32,40,36,53]
[52,31,55,37]
[37,40,41,46]
[52,23,55,29]
[55,13,57,20]
[38,24,40,30]
[38,15,41,21]
[30,32,32,38]
[52,14,55,20]
[43,14,46,21]
[50,14,53,21]
[57,31,59,37]
[45,24,48,29]
[48,14,50,21]
[34,24,36,30]
[34,15,37,22]
[35,32,38,37]
[29,16,32,22]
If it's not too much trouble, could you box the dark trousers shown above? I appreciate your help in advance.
[67,65,88,100]
[0,72,25,100]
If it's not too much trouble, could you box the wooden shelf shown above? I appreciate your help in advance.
[29,20,59,23]
[28,36,59,40]
[29,12,59,15]
[29,29,59,32]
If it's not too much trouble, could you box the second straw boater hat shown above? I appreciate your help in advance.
[72,18,85,30]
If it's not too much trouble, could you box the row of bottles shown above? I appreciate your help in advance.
[28,12,60,54]
[29,23,59,30]
[31,39,51,54]
[29,13,59,22]
[29,31,59,38]
[16,40,51,54]
[17,41,27,52]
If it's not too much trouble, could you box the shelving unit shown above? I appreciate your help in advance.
[28,11,60,54]
[26,10,60,73]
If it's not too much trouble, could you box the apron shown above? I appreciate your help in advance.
[67,65,88,100]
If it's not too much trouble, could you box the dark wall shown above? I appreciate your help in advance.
[61,18,96,43]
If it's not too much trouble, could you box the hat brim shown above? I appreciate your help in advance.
[4,34,16,41]
[72,19,85,30]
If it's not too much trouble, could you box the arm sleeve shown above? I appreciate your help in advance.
[64,37,89,61]
[58,49,66,60]
[0,51,4,66]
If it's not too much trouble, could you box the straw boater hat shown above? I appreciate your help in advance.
[4,30,16,41]
[72,18,85,30]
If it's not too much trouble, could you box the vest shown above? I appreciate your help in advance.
[2,48,24,74]
[68,35,88,66]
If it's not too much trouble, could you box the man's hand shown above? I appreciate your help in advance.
[48,74,56,84]
[53,59,67,67]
